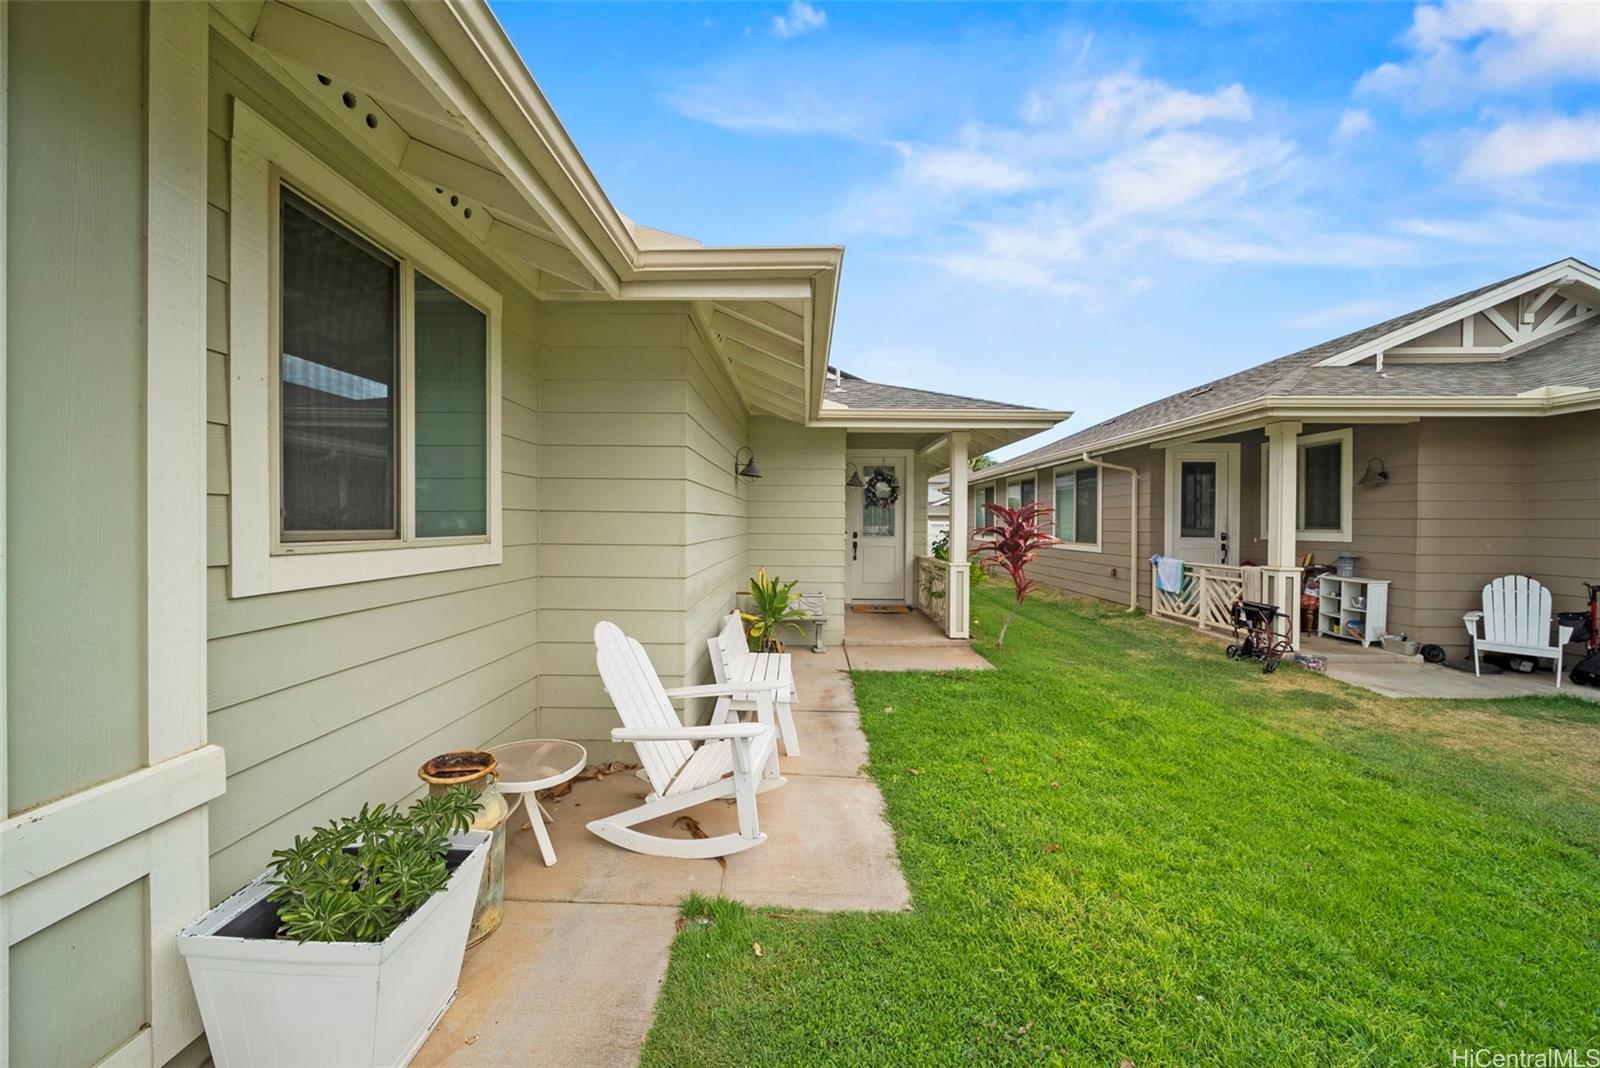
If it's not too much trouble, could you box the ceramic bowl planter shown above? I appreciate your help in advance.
[177,830,489,1068]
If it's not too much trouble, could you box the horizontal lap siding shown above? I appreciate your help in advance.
[1414,412,1599,658]
[748,418,847,644]
[204,43,539,898]
[1010,446,1163,610]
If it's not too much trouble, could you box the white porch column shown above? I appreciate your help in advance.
[1264,421,1303,649]
[946,433,970,639]
[1264,421,1302,568]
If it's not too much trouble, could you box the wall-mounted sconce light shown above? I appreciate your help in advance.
[735,447,762,482]
[1357,457,1389,488]
[845,463,864,488]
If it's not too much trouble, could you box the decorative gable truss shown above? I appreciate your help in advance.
[1317,258,1600,368]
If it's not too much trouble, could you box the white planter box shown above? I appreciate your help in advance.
[178,830,490,1068]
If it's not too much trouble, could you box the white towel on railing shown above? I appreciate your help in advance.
[1242,565,1263,603]
[1153,555,1185,593]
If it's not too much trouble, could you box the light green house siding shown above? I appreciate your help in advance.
[6,0,148,818]
[203,36,541,897]
[748,417,847,646]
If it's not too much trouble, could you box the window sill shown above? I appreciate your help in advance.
[230,540,503,598]
[1049,541,1103,554]
[1295,530,1352,544]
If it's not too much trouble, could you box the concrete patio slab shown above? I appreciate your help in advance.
[1326,662,1600,702]
[414,899,676,1068]
[718,776,912,912]
[846,645,993,672]
[845,609,963,647]
[781,710,869,779]
[503,775,723,906]
[790,648,858,712]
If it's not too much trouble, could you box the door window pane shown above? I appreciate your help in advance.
[414,273,488,537]
[1075,468,1098,543]
[279,190,398,538]
[863,464,896,536]
[1302,441,1342,530]
[1180,461,1216,538]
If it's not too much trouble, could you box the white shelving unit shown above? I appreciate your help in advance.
[1316,575,1389,648]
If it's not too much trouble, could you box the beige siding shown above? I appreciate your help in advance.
[747,417,847,644]
[6,0,148,815]
[204,39,540,897]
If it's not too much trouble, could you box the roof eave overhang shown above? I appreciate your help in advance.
[356,0,843,411]
[809,409,1070,432]
[980,389,1600,480]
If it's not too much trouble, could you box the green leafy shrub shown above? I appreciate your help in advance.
[267,786,482,943]
[743,568,811,652]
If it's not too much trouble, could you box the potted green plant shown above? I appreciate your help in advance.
[177,787,486,1067]
[742,568,812,652]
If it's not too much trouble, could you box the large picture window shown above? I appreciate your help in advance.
[1053,466,1100,548]
[229,102,502,596]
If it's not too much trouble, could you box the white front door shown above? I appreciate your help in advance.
[847,452,908,601]
[1165,445,1241,565]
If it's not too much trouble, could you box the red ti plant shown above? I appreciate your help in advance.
[973,501,1058,646]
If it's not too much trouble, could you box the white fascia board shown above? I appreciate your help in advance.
[1315,258,1600,367]
[810,409,1069,432]
[984,389,1600,478]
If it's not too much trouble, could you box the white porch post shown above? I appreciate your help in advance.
[1264,421,1303,649]
[946,433,970,639]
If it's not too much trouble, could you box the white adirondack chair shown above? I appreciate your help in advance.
[1464,575,1575,689]
[587,621,788,858]
[707,612,801,756]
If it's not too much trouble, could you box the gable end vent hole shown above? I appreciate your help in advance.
[316,74,332,86]
[365,114,379,129]
[341,91,358,109]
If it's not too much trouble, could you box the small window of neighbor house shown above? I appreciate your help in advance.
[1053,466,1099,548]
[1008,477,1035,510]
[1259,427,1353,543]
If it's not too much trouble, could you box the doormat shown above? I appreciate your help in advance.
[851,604,911,614]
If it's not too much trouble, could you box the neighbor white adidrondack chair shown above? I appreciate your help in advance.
[587,621,788,858]
[1464,575,1575,689]
[708,611,801,756]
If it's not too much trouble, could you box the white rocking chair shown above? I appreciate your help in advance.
[587,621,788,859]
[1464,575,1575,689]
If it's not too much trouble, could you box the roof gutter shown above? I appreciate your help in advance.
[980,388,1600,481]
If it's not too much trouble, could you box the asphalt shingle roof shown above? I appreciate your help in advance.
[824,368,1045,412]
[989,260,1598,476]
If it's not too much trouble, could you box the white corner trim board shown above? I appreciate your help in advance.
[227,99,504,596]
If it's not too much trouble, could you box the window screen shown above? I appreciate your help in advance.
[1302,441,1342,530]
[279,190,398,539]
[1055,468,1098,545]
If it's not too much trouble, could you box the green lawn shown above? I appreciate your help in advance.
[641,586,1600,1066]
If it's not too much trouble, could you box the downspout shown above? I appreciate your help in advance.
[1083,451,1140,612]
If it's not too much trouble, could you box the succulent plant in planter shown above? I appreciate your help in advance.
[268,787,481,943]
[178,786,491,1068]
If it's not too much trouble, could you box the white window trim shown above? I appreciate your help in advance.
[228,101,503,597]
[1050,463,1103,552]
[1259,427,1353,544]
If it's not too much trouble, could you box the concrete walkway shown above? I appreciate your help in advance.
[1326,660,1600,702]
[415,647,913,1067]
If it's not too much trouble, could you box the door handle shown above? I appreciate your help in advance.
[1220,531,1229,565]
[852,532,858,561]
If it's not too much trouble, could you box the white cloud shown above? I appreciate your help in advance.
[1459,112,1600,179]
[1094,131,1293,220]
[1075,72,1253,139]
[1358,0,1600,105]
[772,1,826,39]
[1333,109,1374,143]
[896,144,1036,193]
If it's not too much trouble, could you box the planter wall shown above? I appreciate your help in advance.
[178,830,490,1068]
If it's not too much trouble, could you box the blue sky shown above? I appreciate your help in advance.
[492,1,1600,458]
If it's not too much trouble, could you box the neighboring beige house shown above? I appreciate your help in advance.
[0,4,1065,1065]
[973,258,1600,662]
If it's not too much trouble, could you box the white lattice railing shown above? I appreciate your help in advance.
[1151,560,1302,649]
